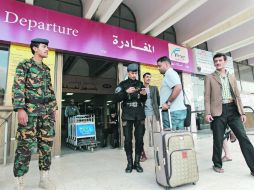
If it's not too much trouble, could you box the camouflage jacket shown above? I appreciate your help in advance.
[12,58,58,116]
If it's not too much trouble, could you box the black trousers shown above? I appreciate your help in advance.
[123,120,145,156]
[211,103,254,172]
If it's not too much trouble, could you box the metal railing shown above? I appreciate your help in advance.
[0,106,14,166]
[0,112,12,165]
[243,106,254,135]
[243,106,254,113]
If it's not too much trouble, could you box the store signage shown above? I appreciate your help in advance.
[4,11,79,36]
[62,75,116,94]
[193,48,234,75]
[0,1,194,72]
[169,44,189,63]
[193,48,214,74]
[168,44,193,73]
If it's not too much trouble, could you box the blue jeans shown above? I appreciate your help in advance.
[162,109,187,130]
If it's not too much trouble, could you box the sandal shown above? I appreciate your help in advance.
[230,132,237,143]
[140,151,147,162]
[213,166,224,173]
[222,156,232,162]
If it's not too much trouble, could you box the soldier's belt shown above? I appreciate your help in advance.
[124,102,142,108]
[26,97,53,104]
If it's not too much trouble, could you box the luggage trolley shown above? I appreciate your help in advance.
[66,115,99,151]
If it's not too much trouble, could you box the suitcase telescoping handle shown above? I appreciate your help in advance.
[159,107,172,131]
[155,147,160,167]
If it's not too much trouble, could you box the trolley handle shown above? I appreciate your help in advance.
[159,107,172,131]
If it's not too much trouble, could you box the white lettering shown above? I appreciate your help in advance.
[3,10,79,37]
[58,26,65,34]
[4,11,18,24]
[53,23,57,32]
[27,19,37,31]
[66,27,72,35]
[19,17,27,26]
[46,23,52,31]
[38,22,45,30]
[72,29,79,37]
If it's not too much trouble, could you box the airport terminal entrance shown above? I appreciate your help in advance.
[61,54,118,154]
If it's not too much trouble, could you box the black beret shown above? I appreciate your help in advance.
[31,38,49,45]
[127,63,138,72]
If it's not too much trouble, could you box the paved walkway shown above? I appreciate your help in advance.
[1,130,254,190]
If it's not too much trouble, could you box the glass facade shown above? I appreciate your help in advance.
[16,0,83,17]
[156,27,177,44]
[0,48,9,106]
[238,63,254,93]
[191,74,205,111]
[194,42,208,51]
[191,74,210,130]
[107,4,137,32]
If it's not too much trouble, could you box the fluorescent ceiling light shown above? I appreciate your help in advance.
[107,100,112,103]
[84,100,91,102]
[62,99,65,102]
[66,93,74,96]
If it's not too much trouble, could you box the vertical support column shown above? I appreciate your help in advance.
[53,53,63,157]
[103,100,108,132]
[117,63,124,148]
[3,119,8,165]
[182,73,197,132]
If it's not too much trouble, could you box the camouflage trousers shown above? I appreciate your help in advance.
[13,114,55,177]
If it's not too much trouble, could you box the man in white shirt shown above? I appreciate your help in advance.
[157,56,186,130]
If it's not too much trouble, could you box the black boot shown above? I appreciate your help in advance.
[125,155,133,173]
[133,155,143,173]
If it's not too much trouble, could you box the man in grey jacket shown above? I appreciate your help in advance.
[141,72,160,161]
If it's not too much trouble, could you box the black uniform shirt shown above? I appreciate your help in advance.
[114,78,147,120]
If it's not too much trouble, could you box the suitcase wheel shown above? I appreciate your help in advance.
[193,182,196,185]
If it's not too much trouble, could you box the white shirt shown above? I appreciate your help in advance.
[160,68,186,112]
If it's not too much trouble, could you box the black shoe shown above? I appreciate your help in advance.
[125,163,133,173]
[133,162,143,173]
[125,155,133,173]
[251,171,254,176]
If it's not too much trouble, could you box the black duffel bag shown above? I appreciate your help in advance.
[184,104,191,127]
[183,90,191,127]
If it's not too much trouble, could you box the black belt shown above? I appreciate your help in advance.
[123,102,143,108]
[26,97,53,104]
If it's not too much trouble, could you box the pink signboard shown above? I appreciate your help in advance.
[0,1,193,72]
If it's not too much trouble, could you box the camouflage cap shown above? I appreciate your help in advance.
[31,38,49,45]
[127,63,138,72]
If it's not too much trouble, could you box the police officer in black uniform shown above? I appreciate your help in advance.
[114,63,147,173]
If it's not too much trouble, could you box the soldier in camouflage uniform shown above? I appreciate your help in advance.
[12,38,57,190]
